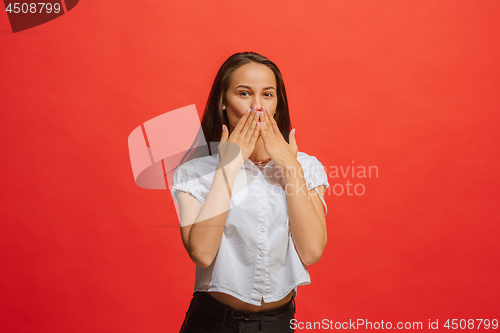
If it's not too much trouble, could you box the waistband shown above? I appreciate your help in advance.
[193,291,295,323]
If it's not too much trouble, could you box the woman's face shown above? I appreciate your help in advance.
[223,62,278,131]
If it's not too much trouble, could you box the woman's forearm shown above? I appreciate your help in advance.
[284,160,326,266]
[188,162,239,268]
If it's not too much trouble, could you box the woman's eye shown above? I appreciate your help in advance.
[239,92,250,96]
[264,92,274,97]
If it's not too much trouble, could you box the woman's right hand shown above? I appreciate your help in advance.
[218,107,261,171]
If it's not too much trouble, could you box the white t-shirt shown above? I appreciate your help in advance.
[171,151,329,306]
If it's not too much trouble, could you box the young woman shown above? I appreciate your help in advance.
[171,52,329,332]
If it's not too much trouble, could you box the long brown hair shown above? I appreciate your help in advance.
[202,52,292,155]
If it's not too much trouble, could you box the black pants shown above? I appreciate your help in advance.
[179,291,296,333]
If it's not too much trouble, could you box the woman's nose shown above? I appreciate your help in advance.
[251,96,264,110]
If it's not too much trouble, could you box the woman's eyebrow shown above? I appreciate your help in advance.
[235,85,276,91]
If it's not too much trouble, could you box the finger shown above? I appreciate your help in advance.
[220,124,229,143]
[237,109,257,140]
[289,128,298,150]
[240,109,259,140]
[250,121,261,144]
[260,117,270,142]
[262,116,276,144]
[267,108,282,137]
[262,108,278,136]
[244,110,260,142]
[233,108,253,134]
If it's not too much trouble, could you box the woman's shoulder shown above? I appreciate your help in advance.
[171,154,218,204]
[296,151,329,190]
[174,154,218,179]
[296,151,325,167]
[297,151,313,160]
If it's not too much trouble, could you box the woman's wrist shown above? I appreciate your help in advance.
[278,158,302,178]
[217,160,241,179]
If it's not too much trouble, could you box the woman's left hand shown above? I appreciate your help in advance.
[259,107,298,169]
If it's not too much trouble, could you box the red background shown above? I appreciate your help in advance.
[1,1,499,332]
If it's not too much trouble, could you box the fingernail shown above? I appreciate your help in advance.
[292,128,295,134]
[260,111,264,117]
[265,107,270,114]
[246,108,251,114]
[252,106,256,111]
[222,124,226,131]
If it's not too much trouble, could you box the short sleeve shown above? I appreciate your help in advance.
[170,160,208,205]
[301,155,329,192]
[298,153,329,216]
